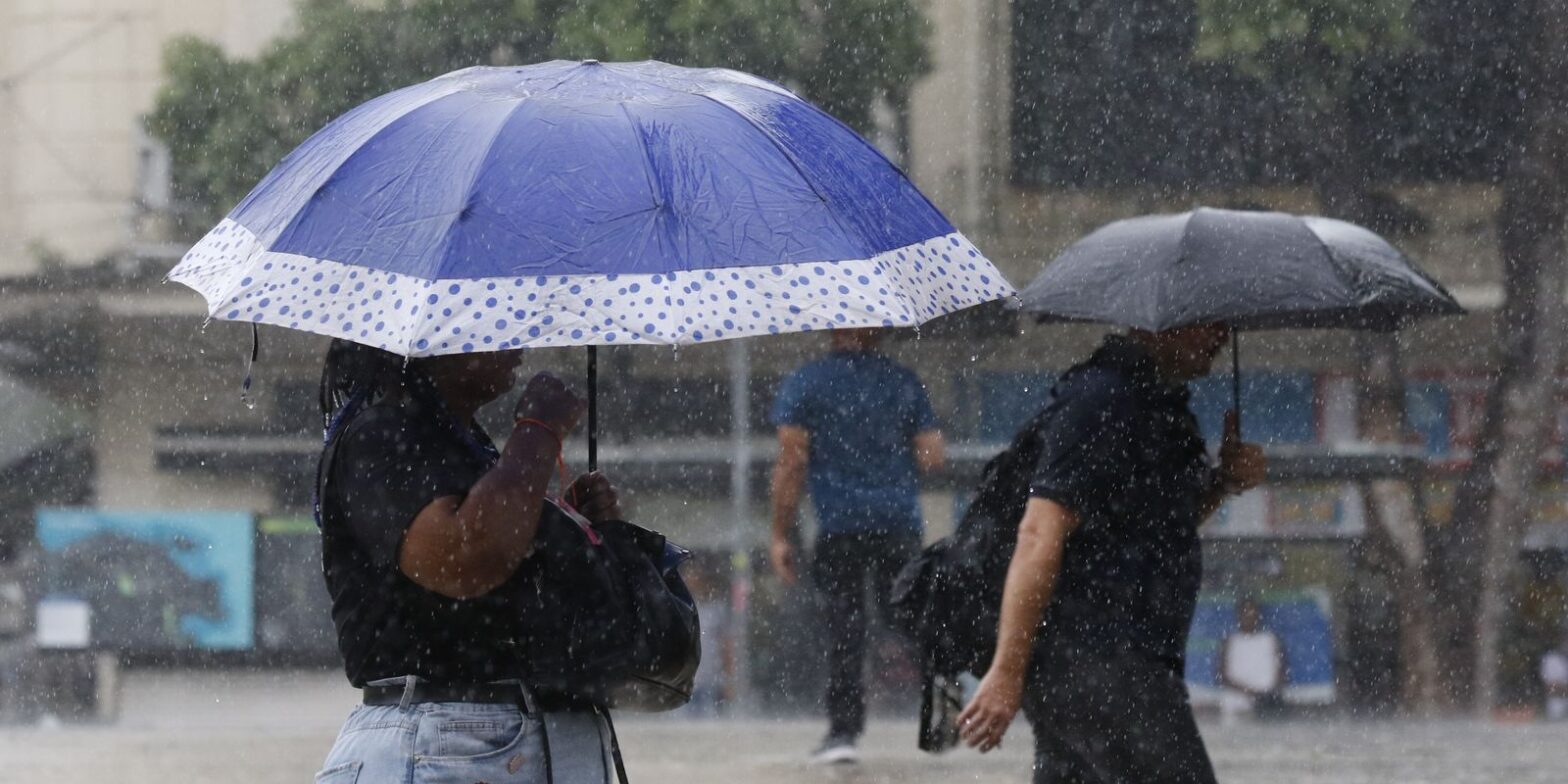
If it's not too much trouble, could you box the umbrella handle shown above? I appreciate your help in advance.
[1230,330,1242,440]
[587,345,598,472]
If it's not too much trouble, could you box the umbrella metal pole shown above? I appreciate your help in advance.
[727,339,754,713]
[587,345,598,472]
[1231,331,1242,438]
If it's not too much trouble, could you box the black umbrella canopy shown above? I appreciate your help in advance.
[1017,208,1464,332]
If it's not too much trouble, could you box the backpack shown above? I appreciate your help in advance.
[889,383,1065,751]
[514,507,702,712]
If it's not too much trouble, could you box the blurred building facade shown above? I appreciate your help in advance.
[0,0,293,276]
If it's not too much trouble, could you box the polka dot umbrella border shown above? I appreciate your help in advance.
[172,219,1010,355]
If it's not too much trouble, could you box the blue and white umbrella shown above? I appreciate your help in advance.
[169,60,1013,356]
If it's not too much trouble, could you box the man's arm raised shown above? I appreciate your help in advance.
[1200,409,1267,520]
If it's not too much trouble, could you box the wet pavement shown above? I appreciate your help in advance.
[0,670,1562,783]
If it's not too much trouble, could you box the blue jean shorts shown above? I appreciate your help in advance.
[315,679,613,784]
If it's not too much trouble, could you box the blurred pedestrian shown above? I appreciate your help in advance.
[1218,598,1285,725]
[957,326,1266,784]
[1543,631,1568,721]
[313,339,624,783]
[0,547,37,722]
[769,327,945,764]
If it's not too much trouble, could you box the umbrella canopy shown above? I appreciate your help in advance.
[1016,207,1462,332]
[169,60,1013,355]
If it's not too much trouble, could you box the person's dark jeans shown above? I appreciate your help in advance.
[812,530,921,740]
[1024,641,1217,784]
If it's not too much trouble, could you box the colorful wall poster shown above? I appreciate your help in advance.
[36,509,254,651]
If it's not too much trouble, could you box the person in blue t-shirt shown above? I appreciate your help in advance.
[769,327,945,764]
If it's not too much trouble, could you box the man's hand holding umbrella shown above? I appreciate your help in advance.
[1204,409,1268,517]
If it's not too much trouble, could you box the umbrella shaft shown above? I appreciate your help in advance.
[588,345,598,472]
[1231,331,1242,439]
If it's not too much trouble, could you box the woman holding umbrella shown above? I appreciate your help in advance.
[166,61,1013,782]
[314,341,622,782]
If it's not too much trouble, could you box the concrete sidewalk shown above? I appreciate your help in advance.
[0,670,1562,783]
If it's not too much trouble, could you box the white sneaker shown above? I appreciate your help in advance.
[810,735,860,765]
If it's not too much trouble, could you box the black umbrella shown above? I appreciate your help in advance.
[1017,207,1464,428]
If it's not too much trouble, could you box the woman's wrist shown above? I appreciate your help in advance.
[513,417,564,451]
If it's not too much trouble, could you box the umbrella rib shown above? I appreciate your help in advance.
[710,79,956,235]
[1299,219,1363,325]
[753,84,958,234]
[1291,215,1398,328]
[615,103,665,206]
[427,97,533,283]
[1153,210,1197,331]
[372,100,512,280]
[610,100,702,283]
[1301,217,1459,322]
[612,101,677,273]
[261,94,483,284]
[203,84,474,311]
[543,63,595,94]
[683,89,862,250]
[236,78,471,244]
[1298,217,1462,326]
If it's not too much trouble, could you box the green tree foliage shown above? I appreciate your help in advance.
[146,0,928,229]
[1192,0,1419,220]
[795,0,930,133]
[550,0,799,79]
[1194,0,1416,103]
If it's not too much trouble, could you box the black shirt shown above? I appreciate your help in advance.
[319,391,529,686]
[1028,336,1214,663]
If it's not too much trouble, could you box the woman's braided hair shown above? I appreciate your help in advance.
[317,338,433,431]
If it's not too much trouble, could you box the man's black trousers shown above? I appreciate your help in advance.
[1024,641,1218,784]
[812,530,921,740]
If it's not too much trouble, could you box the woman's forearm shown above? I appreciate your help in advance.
[402,423,561,598]
[454,423,560,563]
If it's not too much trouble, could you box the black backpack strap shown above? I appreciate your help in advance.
[314,391,369,529]
[996,371,1079,476]
[960,372,1079,533]
[313,427,340,530]
[601,708,630,784]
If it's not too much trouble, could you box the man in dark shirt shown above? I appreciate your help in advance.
[769,327,945,764]
[956,325,1266,784]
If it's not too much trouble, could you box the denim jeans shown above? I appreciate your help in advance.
[315,678,613,784]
